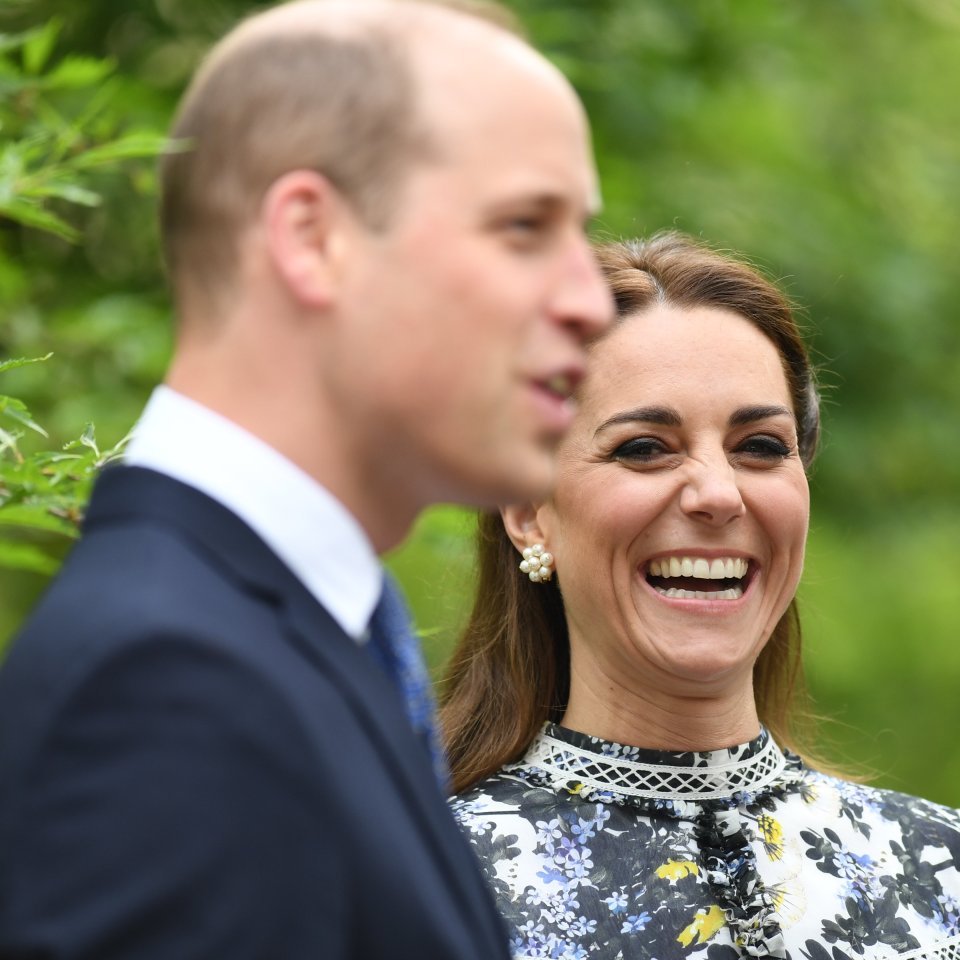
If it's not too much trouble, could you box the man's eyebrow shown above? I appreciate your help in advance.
[594,406,681,437]
[491,190,600,220]
[492,192,562,210]
[728,405,793,428]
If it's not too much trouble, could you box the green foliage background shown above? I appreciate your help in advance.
[1,0,958,803]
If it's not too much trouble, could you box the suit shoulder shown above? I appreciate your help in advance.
[0,519,354,784]
[5,518,293,672]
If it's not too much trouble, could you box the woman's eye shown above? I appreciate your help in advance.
[736,435,792,460]
[612,437,666,461]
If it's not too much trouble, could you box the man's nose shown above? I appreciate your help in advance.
[553,239,615,343]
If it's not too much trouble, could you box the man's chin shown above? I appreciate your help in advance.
[487,448,557,507]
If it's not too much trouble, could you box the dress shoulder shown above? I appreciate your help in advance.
[451,739,960,960]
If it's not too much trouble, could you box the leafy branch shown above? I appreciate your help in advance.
[0,355,131,573]
[0,18,167,240]
[0,17,161,575]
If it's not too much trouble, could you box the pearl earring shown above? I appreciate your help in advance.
[519,543,554,583]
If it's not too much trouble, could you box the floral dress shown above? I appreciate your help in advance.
[451,723,960,960]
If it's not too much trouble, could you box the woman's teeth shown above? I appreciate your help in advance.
[656,586,743,600]
[646,555,748,601]
[648,557,748,579]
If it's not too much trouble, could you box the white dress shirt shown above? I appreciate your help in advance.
[124,386,381,641]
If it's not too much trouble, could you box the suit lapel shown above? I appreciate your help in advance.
[277,586,492,907]
[83,466,492,919]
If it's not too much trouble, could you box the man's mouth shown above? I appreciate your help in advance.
[645,555,752,601]
[539,370,579,402]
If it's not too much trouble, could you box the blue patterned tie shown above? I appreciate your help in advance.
[365,571,449,792]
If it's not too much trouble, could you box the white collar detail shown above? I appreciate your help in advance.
[521,726,790,802]
[124,386,381,640]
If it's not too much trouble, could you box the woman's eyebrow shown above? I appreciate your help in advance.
[594,406,682,437]
[593,403,793,438]
[728,405,793,428]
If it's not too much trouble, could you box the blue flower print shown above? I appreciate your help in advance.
[567,916,597,937]
[562,846,593,881]
[536,818,564,855]
[621,912,651,933]
[535,863,567,887]
[603,890,629,915]
[571,817,598,843]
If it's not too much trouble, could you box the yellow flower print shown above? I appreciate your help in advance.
[656,859,700,882]
[757,813,784,861]
[677,905,725,946]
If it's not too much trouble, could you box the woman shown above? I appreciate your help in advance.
[441,234,960,960]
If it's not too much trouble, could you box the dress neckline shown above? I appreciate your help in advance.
[520,722,790,803]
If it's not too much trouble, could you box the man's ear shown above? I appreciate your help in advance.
[261,170,350,308]
[501,502,548,554]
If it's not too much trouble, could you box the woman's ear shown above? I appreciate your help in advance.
[501,502,547,553]
[502,502,555,583]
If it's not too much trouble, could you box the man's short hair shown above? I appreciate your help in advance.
[159,0,521,313]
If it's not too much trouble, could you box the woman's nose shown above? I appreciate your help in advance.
[678,457,746,526]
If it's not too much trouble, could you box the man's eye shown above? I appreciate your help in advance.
[737,435,792,459]
[611,437,666,461]
[507,216,545,234]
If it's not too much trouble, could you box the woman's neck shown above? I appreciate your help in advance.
[560,658,762,752]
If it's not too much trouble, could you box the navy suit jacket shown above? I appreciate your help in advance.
[0,467,510,959]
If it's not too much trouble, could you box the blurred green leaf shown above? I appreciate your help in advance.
[0,503,81,537]
[0,355,52,375]
[0,29,38,57]
[0,197,79,240]
[64,133,169,169]
[21,180,101,207]
[0,541,59,575]
[0,397,48,437]
[21,17,60,76]
[38,54,113,90]
[0,425,22,457]
[77,423,98,457]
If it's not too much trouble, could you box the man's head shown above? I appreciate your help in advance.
[160,0,613,549]
[161,2,429,308]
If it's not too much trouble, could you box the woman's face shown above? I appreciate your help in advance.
[534,303,810,696]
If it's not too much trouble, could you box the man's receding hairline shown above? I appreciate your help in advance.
[209,0,520,66]
[195,0,550,168]
[185,0,532,144]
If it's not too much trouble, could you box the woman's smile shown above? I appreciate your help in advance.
[642,551,754,602]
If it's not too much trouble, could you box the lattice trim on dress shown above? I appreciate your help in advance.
[896,932,960,960]
[524,730,791,801]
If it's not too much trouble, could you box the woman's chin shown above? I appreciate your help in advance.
[637,634,761,688]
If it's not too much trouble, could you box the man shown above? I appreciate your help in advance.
[0,1,612,956]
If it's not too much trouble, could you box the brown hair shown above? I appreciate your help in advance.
[159,0,521,313]
[440,232,822,794]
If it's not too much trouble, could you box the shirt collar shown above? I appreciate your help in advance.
[124,386,381,640]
